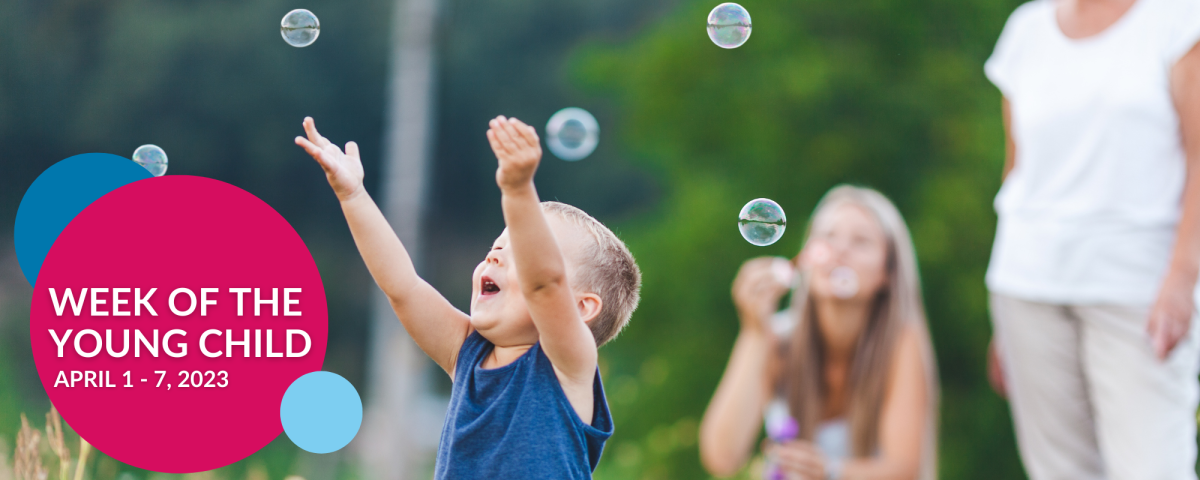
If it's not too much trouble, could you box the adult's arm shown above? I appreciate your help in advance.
[1149,42,1200,359]
[700,258,788,476]
[699,329,774,476]
[987,97,1016,397]
[1002,97,1016,180]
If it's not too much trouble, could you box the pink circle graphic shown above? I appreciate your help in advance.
[30,176,328,473]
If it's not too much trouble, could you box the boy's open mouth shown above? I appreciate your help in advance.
[481,276,500,295]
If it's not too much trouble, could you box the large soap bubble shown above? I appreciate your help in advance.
[281,9,320,47]
[545,108,599,161]
[738,198,786,246]
[132,145,168,177]
[707,3,752,49]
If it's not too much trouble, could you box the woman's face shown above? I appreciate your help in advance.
[804,203,890,303]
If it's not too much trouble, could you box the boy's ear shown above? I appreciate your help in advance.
[577,293,603,324]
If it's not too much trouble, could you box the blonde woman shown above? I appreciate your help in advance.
[700,186,939,480]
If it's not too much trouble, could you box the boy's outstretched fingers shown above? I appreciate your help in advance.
[500,118,525,146]
[492,118,520,153]
[303,117,332,149]
[516,122,540,149]
[524,123,540,143]
[295,136,332,172]
[487,118,508,153]
[504,118,535,149]
[486,129,507,156]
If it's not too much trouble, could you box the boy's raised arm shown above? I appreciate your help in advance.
[487,116,599,380]
[295,117,471,376]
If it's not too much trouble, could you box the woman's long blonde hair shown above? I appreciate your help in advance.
[776,185,939,479]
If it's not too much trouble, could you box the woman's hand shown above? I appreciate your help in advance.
[987,336,1007,398]
[732,257,792,333]
[1147,270,1197,360]
[765,440,827,480]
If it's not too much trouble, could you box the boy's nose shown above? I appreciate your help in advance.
[486,251,503,266]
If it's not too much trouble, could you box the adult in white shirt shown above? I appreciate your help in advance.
[984,0,1200,478]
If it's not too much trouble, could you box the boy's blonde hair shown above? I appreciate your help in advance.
[541,201,641,346]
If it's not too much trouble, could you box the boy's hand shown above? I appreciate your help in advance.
[487,116,543,192]
[295,117,365,202]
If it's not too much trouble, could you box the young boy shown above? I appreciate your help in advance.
[295,115,641,478]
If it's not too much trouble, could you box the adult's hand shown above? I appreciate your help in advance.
[987,337,1007,398]
[1147,272,1196,360]
[765,440,827,480]
[732,257,792,334]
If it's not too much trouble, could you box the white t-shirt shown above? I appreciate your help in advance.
[984,0,1200,305]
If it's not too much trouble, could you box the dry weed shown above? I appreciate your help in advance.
[14,414,46,480]
[45,408,69,480]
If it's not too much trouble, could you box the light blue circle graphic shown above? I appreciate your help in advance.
[14,153,153,286]
[280,371,363,454]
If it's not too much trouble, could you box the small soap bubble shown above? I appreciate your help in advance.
[132,144,168,177]
[281,9,320,47]
[546,108,599,161]
[738,198,786,246]
[707,3,752,49]
[829,266,859,299]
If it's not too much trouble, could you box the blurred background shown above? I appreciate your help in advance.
[0,0,1030,478]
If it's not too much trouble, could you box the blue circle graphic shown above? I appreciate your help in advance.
[280,371,363,454]
[14,153,153,286]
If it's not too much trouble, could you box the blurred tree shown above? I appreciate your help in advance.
[569,0,1026,478]
[358,0,444,478]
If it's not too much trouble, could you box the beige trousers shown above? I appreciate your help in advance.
[990,293,1200,480]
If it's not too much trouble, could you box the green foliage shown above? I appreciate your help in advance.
[572,0,1027,478]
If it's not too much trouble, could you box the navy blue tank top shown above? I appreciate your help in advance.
[434,331,614,479]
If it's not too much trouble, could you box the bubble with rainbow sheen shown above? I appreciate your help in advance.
[545,107,600,161]
[707,3,752,49]
[738,198,786,246]
[132,145,168,177]
[281,9,320,47]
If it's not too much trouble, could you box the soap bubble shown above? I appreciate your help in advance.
[281,9,320,47]
[707,3,752,49]
[738,198,786,246]
[132,145,168,177]
[829,266,859,299]
[545,108,599,161]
